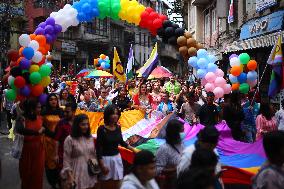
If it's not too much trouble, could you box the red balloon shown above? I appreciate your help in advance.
[14,76,26,88]
[145,7,154,13]
[16,95,26,102]
[139,20,147,28]
[140,11,149,20]
[38,55,46,66]
[153,19,163,29]
[149,12,159,20]
[31,84,44,97]
[159,15,168,21]
[7,49,19,62]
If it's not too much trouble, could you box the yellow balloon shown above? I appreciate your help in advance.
[29,65,40,73]
[40,76,51,87]
[120,0,128,9]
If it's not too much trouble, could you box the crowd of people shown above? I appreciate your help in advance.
[1,75,284,189]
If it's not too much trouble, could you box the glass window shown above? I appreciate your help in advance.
[86,18,108,36]
[204,13,210,37]
[212,9,217,33]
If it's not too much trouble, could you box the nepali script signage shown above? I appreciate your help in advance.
[256,0,277,12]
[240,10,284,40]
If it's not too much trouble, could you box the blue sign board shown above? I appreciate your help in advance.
[240,10,284,40]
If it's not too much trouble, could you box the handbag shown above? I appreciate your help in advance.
[11,118,25,159]
[87,138,101,176]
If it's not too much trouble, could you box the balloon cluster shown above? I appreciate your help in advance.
[229,53,258,94]
[98,0,121,20]
[119,0,145,25]
[177,31,204,60]
[94,54,111,70]
[188,49,231,98]
[156,20,184,45]
[72,0,100,22]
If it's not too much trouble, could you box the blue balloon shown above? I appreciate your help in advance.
[237,73,247,84]
[197,69,207,79]
[247,71,257,81]
[197,58,208,69]
[207,63,217,72]
[22,47,35,60]
[20,58,31,70]
[197,49,208,59]
[229,74,238,83]
[92,8,99,17]
[82,3,92,13]
[20,86,31,97]
[98,59,104,64]
[77,12,86,22]
[105,63,110,69]
[188,56,198,68]
[208,55,217,63]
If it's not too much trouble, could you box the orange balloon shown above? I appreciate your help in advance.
[38,55,46,66]
[188,47,197,56]
[184,31,192,39]
[35,35,46,46]
[230,66,242,76]
[177,36,187,46]
[100,54,106,59]
[179,46,188,57]
[30,34,36,40]
[247,60,257,71]
[187,38,196,47]
[232,83,240,90]
[38,47,47,55]
[19,47,24,56]
[31,84,44,97]
[94,58,99,64]
[196,43,204,50]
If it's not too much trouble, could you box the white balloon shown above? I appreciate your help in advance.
[28,40,39,51]
[19,34,31,47]
[72,18,80,26]
[32,51,43,63]
[68,8,78,17]
[230,57,241,67]
[50,12,58,18]
[64,4,72,10]
[8,76,15,86]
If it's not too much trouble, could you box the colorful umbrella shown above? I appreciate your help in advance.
[148,66,173,79]
[85,70,113,78]
[76,69,91,78]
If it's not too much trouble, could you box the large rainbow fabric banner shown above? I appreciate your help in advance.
[80,109,266,185]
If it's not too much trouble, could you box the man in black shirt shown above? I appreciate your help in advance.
[198,92,218,127]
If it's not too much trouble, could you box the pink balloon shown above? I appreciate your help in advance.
[223,84,232,94]
[213,87,224,98]
[201,78,207,86]
[248,79,257,88]
[215,69,224,77]
[214,77,226,87]
[205,83,215,92]
[205,72,217,83]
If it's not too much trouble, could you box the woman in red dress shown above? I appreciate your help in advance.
[133,83,153,111]
[16,99,45,189]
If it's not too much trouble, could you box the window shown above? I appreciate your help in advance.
[212,9,217,33]
[246,0,256,12]
[86,18,108,36]
[190,7,196,28]
[111,24,123,43]
[204,12,210,37]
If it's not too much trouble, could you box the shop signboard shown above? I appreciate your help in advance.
[62,41,76,54]
[240,10,284,40]
[256,0,277,12]
[0,1,24,16]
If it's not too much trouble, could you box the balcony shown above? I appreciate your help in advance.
[192,0,211,7]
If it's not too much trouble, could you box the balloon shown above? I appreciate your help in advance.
[197,58,208,69]
[239,53,250,64]
[14,76,26,88]
[237,73,247,83]
[175,28,184,37]
[201,78,207,86]
[207,63,217,72]
[105,63,110,69]
[162,20,172,28]
[5,89,16,101]
[196,69,206,79]
[196,43,204,50]
[30,34,36,40]
[28,40,40,51]
[38,22,46,29]
[10,66,22,77]
[46,63,53,68]
[239,83,250,94]
[153,19,163,29]
[23,47,35,60]
[54,24,62,33]
[179,46,188,57]
[19,34,31,47]
[214,77,226,87]
[197,49,208,59]
[229,54,238,60]
[230,57,241,67]
[205,83,215,92]
[29,65,40,73]
[19,58,31,70]
[29,72,42,84]
[177,36,187,46]
[35,35,46,46]
[223,84,232,94]
[165,27,174,37]
[39,93,48,105]
[184,31,192,38]
[187,38,196,47]
[208,55,217,63]
[39,65,51,77]
[35,27,45,35]
[8,76,15,86]
[230,65,242,76]
[7,49,19,61]
[32,51,43,63]
[247,71,257,81]
[229,74,238,83]
[215,69,224,77]
[232,83,240,90]
[46,17,55,26]
[187,47,197,56]
[213,87,224,98]
[31,84,44,97]
[205,72,217,83]
[248,79,257,88]
[247,60,257,71]
[188,56,198,68]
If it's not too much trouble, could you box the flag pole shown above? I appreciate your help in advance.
[251,64,268,106]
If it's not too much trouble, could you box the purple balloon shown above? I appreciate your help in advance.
[46,17,55,26]
[38,22,46,29]
[39,93,48,105]
[45,25,55,35]
[45,34,53,43]
[54,24,62,33]
[229,54,238,60]
[19,58,31,70]
[20,86,31,97]
[35,27,45,35]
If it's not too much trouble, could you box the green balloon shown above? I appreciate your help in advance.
[11,82,17,90]
[29,72,42,84]
[239,83,250,94]
[239,53,250,65]
[22,70,29,74]
[6,89,16,101]
[39,65,51,77]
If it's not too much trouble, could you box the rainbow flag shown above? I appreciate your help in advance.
[138,43,159,78]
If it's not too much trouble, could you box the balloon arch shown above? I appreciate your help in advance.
[4,0,242,102]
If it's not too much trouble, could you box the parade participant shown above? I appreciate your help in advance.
[112,87,132,112]
[96,105,137,189]
[54,103,77,171]
[77,80,96,102]
[77,90,98,112]
[128,80,138,98]
[1,88,14,129]
[177,126,221,176]
[16,99,45,189]
[275,100,284,131]
[195,85,207,106]
[59,89,76,108]
[198,92,218,127]
[121,150,159,189]
[62,114,99,189]
[164,76,181,95]
[42,93,63,189]
[256,102,277,140]
[180,92,201,125]
[150,81,161,110]
[157,91,176,115]
[156,119,185,189]
[133,83,153,116]
[175,85,189,112]
[252,131,284,189]
[97,87,112,112]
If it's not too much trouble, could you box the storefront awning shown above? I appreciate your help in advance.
[224,31,284,53]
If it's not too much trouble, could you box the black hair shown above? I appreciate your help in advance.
[263,131,284,164]
[104,104,121,125]
[197,126,220,144]
[71,114,91,138]
[165,119,184,146]
[59,89,69,99]
[133,150,156,167]
[43,93,62,116]
[23,98,40,121]
[190,148,218,169]
[65,102,77,111]
[186,91,195,99]
[259,102,273,120]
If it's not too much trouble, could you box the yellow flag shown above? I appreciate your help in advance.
[113,47,126,82]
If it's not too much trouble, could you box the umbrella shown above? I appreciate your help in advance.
[85,70,113,78]
[76,69,91,78]
[148,66,173,79]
